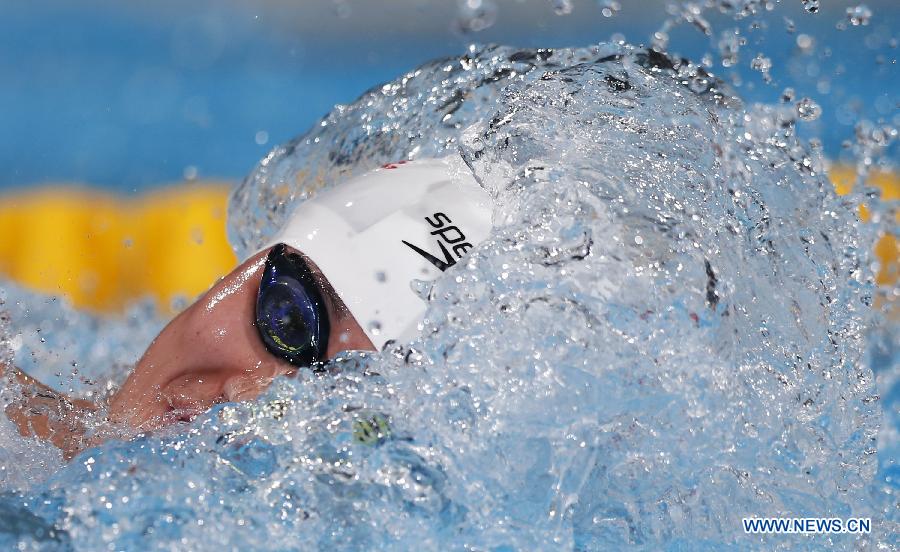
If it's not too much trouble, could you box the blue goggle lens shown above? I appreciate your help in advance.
[255,244,330,367]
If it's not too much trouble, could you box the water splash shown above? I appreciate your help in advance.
[717,28,744,68]
[750,52,773,82]
[0,2,895,548]
[795,97,822,121]
[0,43,884,549]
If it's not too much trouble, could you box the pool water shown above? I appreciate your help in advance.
[0,40,895,549]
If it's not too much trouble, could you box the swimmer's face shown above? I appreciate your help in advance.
[109,245,375,430]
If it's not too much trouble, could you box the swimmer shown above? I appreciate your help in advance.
[4,157,493,459]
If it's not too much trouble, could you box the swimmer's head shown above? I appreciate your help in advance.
[265,157,494,348]
[109,157,493,429]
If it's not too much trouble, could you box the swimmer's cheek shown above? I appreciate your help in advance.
[111,369,285,430]
[154,373,288,425]
[162,373,281,417]
[223,374,278,403]
[108,387,165,429]
[143,374,232,428]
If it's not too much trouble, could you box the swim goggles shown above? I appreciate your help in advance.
[255,243,330,367]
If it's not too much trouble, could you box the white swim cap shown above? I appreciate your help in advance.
[267,157,494,348]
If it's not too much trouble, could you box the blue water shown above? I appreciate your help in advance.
[0,40,895,549]
[0,1,897,549]
[1,0,896,191]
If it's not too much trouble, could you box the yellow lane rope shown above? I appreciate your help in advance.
[0,169,895,314]
[0,183,236,313]
[829,168,898,288]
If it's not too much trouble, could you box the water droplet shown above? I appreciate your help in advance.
[598,0,620,18]
[455,0,497,33]
[784,17,796,34]
[846,5,872,26]
[750,53,773,83]
[801,0,819,14]
[796,97,822,121]
[796,33,814,52]
[718,30,742,68]
[781,87,796,103]
[652,31,670,51]
[550,0,573,15]
[255,130,269,145]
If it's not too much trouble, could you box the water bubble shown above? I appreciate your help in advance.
[801,0,819,14]
[254,130,269,145]
[796,97,822,121]
[846,5,872,26]
[183,165,198,180]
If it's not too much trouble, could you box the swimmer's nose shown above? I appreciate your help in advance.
[108,247,373,430]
